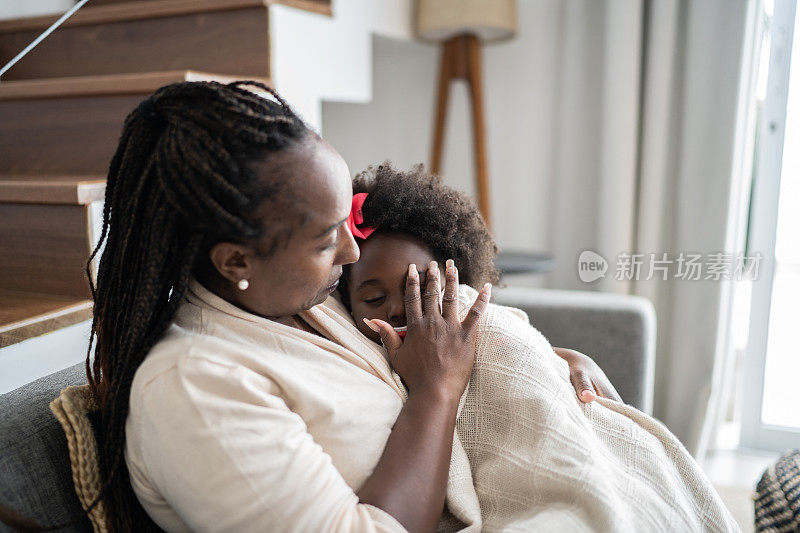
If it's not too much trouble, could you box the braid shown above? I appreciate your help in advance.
[79,81,310,531]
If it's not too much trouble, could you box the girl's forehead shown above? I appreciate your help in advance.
[350,233,437,284]
[360,233,435,262]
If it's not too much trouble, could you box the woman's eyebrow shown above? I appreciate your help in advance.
[314,216,348,238]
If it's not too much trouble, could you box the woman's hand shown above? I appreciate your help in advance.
[358,260,489,532]
[365,259,491,402]
[553,347,622,404]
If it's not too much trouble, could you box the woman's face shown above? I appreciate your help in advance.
[346,232,442,344]
[214,136,359,320]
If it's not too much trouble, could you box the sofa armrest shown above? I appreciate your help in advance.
[0,362,91,531]
[493,286,656,414]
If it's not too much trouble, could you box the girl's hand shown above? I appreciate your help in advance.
[553,347,622,404]
[364,260,491,402]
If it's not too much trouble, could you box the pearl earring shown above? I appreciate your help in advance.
[237,279,249,290]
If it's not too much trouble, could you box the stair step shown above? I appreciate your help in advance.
[0,291,92,348]
[0,70,271,175]
[0,177,105,205]
[0,70,271,100]
[0,202,95,299]
[0,0,289,81]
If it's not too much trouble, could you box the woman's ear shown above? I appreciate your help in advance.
[208,242,251,284]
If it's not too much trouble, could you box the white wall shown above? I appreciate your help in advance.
[0,321,92,394]
[270,0,413,130]
[0,0,73,20]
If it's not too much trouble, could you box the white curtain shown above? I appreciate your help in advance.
[548,0,752,456]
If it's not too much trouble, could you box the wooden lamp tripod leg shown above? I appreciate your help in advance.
[429,34,492,229]
[430,40,452,177]
[465,36,491,228]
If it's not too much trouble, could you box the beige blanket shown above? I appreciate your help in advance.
[435,286,740,532]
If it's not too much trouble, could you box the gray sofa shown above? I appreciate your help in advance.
[0,286,655,532]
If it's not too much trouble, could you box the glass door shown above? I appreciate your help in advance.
[740,0,800,452]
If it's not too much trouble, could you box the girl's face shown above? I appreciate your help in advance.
[347,232,443,344]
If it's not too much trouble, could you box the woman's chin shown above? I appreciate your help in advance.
[308,279,341,308]
[306,287,336,309]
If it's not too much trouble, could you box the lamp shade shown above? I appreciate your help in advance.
[416,0,517,42]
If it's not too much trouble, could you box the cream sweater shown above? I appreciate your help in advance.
[125,279,409,532]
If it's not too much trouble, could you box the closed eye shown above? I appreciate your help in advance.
[364,296,385,305]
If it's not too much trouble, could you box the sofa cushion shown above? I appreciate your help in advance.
[50,384,108,532]
[755,449,800,532]
[0,363,92,532]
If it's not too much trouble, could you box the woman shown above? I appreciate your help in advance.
[85,81,618,532]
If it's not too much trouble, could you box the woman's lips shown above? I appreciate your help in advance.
[326,279,340,292]
[394,326,407,341]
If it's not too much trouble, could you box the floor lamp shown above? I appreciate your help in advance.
[416,0,517,230]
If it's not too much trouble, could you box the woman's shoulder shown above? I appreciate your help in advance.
[130,319,282,409]
[131,325,232,401]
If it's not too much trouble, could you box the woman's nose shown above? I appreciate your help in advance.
[336,223,360,265]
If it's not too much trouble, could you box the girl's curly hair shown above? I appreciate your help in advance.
[343,163,499,298]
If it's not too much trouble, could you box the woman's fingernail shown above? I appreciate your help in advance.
[446,259,454,271]
[483,283,492,296]
[409,263,417,276]
[363,318,380,332]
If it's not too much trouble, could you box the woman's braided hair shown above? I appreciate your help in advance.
[85,80,309,531]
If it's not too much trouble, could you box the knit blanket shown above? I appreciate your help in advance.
[436,286,740,532]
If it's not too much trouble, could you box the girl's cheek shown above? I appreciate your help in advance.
[353,308,380,341]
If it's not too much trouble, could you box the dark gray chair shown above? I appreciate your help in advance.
[0,363,91,532]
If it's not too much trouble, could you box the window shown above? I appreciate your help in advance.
[740,0,800,452]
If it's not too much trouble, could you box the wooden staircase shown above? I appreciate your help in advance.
[0,0,330,347]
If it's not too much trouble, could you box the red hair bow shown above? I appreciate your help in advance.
[347,193,377,239]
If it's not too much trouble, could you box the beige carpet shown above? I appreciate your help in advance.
[714,484,756,533]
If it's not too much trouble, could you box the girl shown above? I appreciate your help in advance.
[339,164,738,532]
[340,163,616,402]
